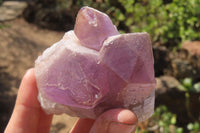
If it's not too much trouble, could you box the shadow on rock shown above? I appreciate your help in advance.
[155,76,200,129]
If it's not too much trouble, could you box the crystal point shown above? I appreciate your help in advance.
[74,6,119,51]
[35,7,156,122]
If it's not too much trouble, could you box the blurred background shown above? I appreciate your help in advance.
[0,0,200,132]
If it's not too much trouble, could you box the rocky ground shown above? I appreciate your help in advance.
[0,1,27,22]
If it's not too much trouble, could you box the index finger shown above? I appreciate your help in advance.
[5,69,52,133]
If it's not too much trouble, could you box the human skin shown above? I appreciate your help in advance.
[5,69,137,133]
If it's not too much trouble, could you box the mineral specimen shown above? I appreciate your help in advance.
[35,6,156,122]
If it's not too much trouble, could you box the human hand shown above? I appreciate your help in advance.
[5,69,137,133]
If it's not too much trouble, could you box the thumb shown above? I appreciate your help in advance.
[90,109,138,133]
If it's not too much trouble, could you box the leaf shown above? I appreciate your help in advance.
[183,78,193,90]
[125,17,134,26]
[193,83,200,92]
[115,9,125,21]
[170,115,177,124]
[187,123,194,130]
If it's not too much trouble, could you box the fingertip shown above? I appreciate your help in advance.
[117,109,138,125]
[17,68,39,108]
[96,108,138,124]
[90,109,138,133]
[5,68,40,133]
[23,68,35,83]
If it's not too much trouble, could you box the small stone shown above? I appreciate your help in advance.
[0,1,27,22]
[35,6,156,122]
[182,41,200,57]
[155,76,181,96]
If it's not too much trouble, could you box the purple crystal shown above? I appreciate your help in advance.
[74,6,119,51]
[35,6,156,122]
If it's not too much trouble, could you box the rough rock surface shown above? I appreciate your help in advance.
[35,7,156,122]
[182,41,200,56]
[0,1,27,22]
[155,76,200,125]
[155,76,181,96]
[170,49,200,80]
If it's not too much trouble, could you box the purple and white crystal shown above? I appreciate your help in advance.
[35,6,156,122]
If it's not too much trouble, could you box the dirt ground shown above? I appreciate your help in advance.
[0,18,78,132]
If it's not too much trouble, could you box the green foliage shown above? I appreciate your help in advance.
[116,0,200,47]
[193,83,200,92]
[136,105,200,133]
[73,0,200,48]
[187,122,200,133]
[32,0,200,47]
[0,24,4,29]
[179,78,200,92]
[151,105,182,133]
[135,105,184,133]
[181,78,193,91]
[0,24,10,29]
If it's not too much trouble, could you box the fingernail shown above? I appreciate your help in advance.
[108,122,136,133]
[117,110,137,124]
[107,110,137,133]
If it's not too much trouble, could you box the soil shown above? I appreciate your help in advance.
[0,18,77,132]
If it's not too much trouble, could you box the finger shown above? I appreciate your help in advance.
[90,109,138,133]
[5,69,40,133]
[5,69,52,133]
[37,108,53,133]
[70,118,95,133]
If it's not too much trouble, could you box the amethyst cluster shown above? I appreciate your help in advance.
[35,6,156,122]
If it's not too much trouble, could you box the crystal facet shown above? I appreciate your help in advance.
[74,6,119,51]
[35,6,156,122]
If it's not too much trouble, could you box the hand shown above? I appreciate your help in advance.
[5,69,138,133]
